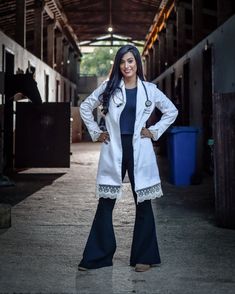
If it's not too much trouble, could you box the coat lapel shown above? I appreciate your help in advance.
[114,79,126,105]
[135,78,149,125]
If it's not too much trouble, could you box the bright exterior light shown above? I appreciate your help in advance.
[108,26,113,32]
[109,49,113,54]
[110,60,114,65]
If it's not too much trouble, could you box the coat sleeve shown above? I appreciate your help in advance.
[148,84,178,141]
[80,81,107,141]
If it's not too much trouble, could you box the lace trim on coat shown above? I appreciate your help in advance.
[96,184,122,200]
[136,183,163,203]
[96,183,163,203]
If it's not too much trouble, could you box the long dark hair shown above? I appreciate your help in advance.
[99,45,145,115]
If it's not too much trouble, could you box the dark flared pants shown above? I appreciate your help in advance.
[79,135,161,269]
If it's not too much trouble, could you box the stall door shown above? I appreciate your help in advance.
[15,102,70,168]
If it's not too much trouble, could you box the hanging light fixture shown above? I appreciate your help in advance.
[107,0,113,32]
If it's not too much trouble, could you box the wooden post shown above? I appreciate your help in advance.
[34,0,44,59]
[166,20,174,67]
[148,47,154,81]
[176,1,186,58]
[63,42,69,77]
[15,0,26,47]
[152,42,159,78]
[145,53,151,81]
[156,38,161,77]
[192,0,203,45]
[214,92,235,229]
[69,49,75,82]
[56,35,63,73]
[47,22,55,67]
[159,31,166,73]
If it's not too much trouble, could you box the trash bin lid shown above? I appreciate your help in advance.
[168,126,199,134]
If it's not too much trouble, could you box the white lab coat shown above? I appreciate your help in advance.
[80,77,178,203]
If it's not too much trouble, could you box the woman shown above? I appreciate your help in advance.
[78,45,178,272]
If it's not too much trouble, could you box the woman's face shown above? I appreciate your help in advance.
[119,51,137,79]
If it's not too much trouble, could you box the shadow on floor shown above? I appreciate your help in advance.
[0,172,65,206]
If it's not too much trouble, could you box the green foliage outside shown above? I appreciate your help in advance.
[80,47,118,77]
[80,45,143,77]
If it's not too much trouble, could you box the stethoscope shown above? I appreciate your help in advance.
[113,80,152,108]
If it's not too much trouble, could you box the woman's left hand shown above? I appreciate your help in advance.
[140,127,153,139]
[98,131,110,144]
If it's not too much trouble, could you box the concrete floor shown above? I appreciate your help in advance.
[0,142,235,294]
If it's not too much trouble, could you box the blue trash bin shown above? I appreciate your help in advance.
[168,126,199,185]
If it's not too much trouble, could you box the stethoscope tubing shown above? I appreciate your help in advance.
[112,81,152,108]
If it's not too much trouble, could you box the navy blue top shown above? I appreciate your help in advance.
[120,87,137,134]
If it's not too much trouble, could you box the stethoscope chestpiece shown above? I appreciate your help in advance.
[145,100,152,107]
[141,80,152,108]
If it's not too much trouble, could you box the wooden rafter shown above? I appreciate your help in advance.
[0,0,163,49]
[143,0,175,55]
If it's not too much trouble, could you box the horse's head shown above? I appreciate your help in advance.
[5,73,42,105]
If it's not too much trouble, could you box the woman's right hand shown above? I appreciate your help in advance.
[98,131,110,144]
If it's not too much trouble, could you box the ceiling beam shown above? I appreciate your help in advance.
[143,0,174,55]
[44,3,55,19]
